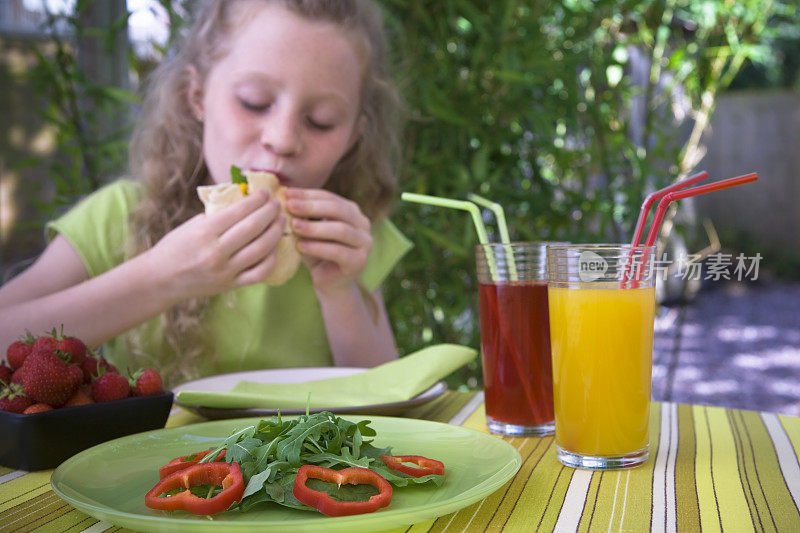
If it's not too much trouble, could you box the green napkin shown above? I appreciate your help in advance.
[175,344,476,409]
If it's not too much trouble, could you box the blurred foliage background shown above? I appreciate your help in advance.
[2,0,799,388]
[380,0,798,387]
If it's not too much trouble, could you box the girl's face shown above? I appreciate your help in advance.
[190,3,365,188]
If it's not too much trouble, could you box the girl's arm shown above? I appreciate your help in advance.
[0,234,182,350]
[0,192,284,351]
[285,187,401,367]
[315,283,398,367]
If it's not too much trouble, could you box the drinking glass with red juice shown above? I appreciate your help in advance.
[476,242,557,436]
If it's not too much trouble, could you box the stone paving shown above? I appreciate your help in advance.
[651,281,800,416]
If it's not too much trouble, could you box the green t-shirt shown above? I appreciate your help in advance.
[45,180,412,376]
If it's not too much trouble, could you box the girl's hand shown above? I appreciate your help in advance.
[147,191,286,301]
[285,188,372,290]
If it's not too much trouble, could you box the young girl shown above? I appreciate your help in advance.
[0,0,411,386]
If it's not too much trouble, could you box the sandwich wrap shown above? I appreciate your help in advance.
[197,171,301,285]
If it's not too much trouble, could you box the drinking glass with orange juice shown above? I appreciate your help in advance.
[547,244,656,470]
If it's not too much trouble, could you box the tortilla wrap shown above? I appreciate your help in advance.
[197,171,301,286]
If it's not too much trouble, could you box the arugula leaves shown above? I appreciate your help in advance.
[200,411,444,513]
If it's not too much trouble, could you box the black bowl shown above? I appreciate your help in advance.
[0,391,173,471]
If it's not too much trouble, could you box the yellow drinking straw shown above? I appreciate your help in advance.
[467,193,511,244]
[401,192,497,279]
[401,193,490,244]
[467,193,518,280]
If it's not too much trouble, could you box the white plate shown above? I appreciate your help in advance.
[172,367,448,419]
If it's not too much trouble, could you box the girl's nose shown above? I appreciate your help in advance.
[260,109,302,157]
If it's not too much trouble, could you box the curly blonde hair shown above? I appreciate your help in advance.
[125,0,401,386]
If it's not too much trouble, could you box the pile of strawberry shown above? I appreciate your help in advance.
[0,328,164,414]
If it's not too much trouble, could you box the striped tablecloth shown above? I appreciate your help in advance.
[2,392,800,532]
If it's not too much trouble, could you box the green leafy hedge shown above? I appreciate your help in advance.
[378,0,778,387]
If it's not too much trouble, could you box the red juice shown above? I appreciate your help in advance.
[478,281,554,429]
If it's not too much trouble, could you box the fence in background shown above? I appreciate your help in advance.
[697,90,800,252]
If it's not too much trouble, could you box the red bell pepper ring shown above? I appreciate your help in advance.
[380,454,445,477]
[158,449,227,479]
[292,465,392,517]
[145,461,244,515]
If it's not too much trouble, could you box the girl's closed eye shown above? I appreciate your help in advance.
[306,116,335,131]
[234,82,274,113]
[306,106,345,132]
[239,97,271,113]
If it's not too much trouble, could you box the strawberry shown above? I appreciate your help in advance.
[11,365,27,385]
[23,403,53,414]
[6,331,35,370]
[32,334,58,353]
[56,335,87,365]
[130,368,163,396]
[20,350,83,407]
[82,355,118,383]
[0,364,12,384]
[64,389,94,407]
[92,371,130,402]
[0,383,33,413]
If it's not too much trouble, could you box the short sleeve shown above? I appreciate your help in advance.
[45,180,141,277]
[359,218,413,291]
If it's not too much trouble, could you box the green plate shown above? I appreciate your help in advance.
[51,415,521,532]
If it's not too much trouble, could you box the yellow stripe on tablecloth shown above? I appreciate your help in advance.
[164,407,205,428]
[615,401,660,531]
[459,402,488,433]
[694,405,753,532]
[529,463,575,531]
[0,470,52,513]
[735,410,800,531]
[39,508,99,533]
[491,437,555,531]
[406,390,476,423]
[603,470,632,531]
[437,438,548,531]
[595,400,659,530]
[427,437,552,532]
[429,492,492,531]
[727,409,772,531]
[675,403,701,531]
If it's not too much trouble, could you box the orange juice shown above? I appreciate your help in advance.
[548,285,655,456]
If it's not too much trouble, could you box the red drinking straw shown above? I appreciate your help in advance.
[643,172,758,248]
[624,171,708,286]
[630,170,709,247]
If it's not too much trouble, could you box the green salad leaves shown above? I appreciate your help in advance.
[199,411,444,512]
[230,165,246,184]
